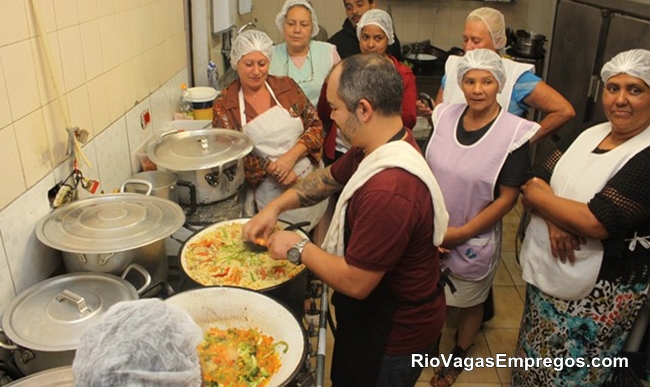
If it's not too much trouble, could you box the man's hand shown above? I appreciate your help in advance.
[243,208,279,244]
[267,231,303,260]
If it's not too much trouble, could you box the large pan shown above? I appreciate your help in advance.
[165,287,307,387]
[179,218,310,318]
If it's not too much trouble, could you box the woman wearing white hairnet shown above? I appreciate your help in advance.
[424,49,539,387]
[212,29,327,230]
[317,9,417,163]
[513,49,650,386]
[417,7,574,144]
[269,0,340,106]
[72,299,203,387]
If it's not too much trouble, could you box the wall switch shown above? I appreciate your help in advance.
[140,109,151,129]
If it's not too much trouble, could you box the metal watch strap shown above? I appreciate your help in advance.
[292,239,310,265]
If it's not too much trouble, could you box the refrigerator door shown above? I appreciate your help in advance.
[591,13,650,124]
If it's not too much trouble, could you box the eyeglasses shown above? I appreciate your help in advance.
[285,53,314,84]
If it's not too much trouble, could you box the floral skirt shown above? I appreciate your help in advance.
[511,281,648,386]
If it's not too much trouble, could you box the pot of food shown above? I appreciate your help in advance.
[513,30,546,57]
[120,170,197,215]
[0,265,150,376]
[179,218,309,318]
[147,129,254,205]
[35,194,185,284]
[165,287,307,387]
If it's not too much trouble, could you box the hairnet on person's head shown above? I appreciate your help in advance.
[230,29,274,68]
[275,0,320,38]
[601,49,650,87]
[72,299,203,387]
[356,9,395,45]
[466,7,506,50]
[457,49,507,92]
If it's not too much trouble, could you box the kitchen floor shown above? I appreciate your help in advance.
[319,203,526,387]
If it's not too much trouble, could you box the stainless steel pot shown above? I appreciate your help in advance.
[0,265,150,376]
[146,129,254,205]
[514,30,546,57]
[35,194,185,284]
[179,218,309,318]
[120,171,197,215]
[165,287,307,387]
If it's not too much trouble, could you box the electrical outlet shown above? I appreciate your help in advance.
[140,109,151,129]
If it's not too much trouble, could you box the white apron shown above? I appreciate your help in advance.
[239,83,327,230]
[443,56,534,114]
[521,122,650,300]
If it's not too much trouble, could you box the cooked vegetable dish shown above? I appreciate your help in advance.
[198,327,287,387]
[183,222,304,288]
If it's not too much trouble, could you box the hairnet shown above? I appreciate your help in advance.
[356,9,395,46]
[601,49,650,87]
[466,7,506,50]
[275,0,319,38]
[72,299,203,387]
[456,48,507,92]
[230,29,274,68]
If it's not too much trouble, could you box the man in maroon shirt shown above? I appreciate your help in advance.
[244,53,446,387]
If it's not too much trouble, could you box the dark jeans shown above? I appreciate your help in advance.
[375,337,440,387]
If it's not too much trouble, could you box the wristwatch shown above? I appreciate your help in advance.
[287,239,310,265]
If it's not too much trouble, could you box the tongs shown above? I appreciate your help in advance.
[243,221,311,252]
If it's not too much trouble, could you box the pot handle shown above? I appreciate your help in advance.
[176,179,197,215]
[73,252,116,265]
[56,289,93,315]
[0,328,17,351]
[121,263,152,295]
[119,179,153,196]
[204,164,224,187]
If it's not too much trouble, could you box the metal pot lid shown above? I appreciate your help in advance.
[2,272,138,351]
[147,129,253,171]
[35,193,185,253]
[5,366,73,386]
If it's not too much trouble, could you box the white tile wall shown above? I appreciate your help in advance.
[0,0,188,314]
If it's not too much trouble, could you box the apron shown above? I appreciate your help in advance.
[239,83,327,230]
[521,122,650,300]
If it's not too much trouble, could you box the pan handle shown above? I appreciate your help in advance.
[0,328,17,351]
[285,221,311,232]
[121,263,153,295]
[119,179,153,196]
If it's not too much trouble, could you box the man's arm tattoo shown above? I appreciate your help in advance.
[296,168,342,207]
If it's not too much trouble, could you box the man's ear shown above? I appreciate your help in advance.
[370,2,377,9]
[356,99,373,122]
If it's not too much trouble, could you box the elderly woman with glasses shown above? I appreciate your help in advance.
[212,29,327,230]
[513,49,650,386]
[269,0,340,106]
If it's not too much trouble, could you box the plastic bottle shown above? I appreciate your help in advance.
[207,61,220,92]
[179,83,194,119]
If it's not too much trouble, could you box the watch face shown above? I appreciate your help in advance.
[287,248,300,264]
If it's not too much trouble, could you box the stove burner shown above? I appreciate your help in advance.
[182,192,244,226]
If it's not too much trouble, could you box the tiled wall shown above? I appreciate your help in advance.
[252,0,545,52]
[0,0,187,315]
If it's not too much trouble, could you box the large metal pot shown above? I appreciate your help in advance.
[147,129,254,205]
[179,218,309,318]
[35,194,185,284]
[405,53,438,76]
[120,170,197,215]
[513,30,546,57]
[165,287,307,387]
[0,266,150,376]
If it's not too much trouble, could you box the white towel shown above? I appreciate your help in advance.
[321,141,449,256]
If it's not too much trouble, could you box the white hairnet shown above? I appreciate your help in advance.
[230,29,274,68]
[601,49,650,87]
[275,0,319,38]
[466,7,507,50]
[72,299,203,387]
[356,9,395,46]
[457,48,507,92]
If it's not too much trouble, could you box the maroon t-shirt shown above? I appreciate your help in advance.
[329,131,446,355]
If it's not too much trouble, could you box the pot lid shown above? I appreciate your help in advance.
[35,193,185,253]
[147,129,253,171]
[187,87,218,103]
[5,366,73,386]
[2,272,138,351]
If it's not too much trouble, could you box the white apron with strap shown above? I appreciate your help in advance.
[239,83,327,230]
[443,56,533,114]
[521,122,650,300]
